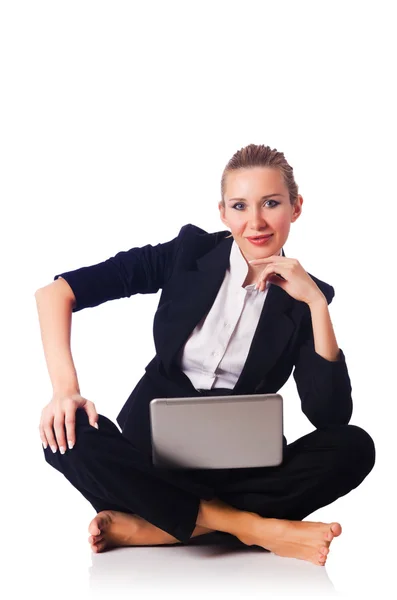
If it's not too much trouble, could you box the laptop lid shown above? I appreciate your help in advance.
[150,393,283,469]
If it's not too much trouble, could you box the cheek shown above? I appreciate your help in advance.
[273,214,291,232]
[227,213,245,231]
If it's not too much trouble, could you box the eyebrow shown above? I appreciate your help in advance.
[227,193,284,202]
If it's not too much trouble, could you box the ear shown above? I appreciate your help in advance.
[291,195,303,223]
[218,202,229,228]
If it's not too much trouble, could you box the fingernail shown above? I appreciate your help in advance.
[94,422,99,429]
[42,442,48,450]
[51,446,57,453]
[68,440,74,450]
[59,446,65,454]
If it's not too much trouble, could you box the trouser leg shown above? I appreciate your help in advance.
[43,407,376,547]
[187,423,375,548]
[43,408,215,544]
[216,423,376,521]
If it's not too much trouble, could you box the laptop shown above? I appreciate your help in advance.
[149,393,283,470]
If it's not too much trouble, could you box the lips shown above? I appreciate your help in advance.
[247,234,273,240]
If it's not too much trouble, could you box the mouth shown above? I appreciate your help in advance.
[245,234,274,246]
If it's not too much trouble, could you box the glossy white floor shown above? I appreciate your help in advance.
[6,421,392,600]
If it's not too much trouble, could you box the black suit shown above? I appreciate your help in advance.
[45,224,375,545]
[113,223,353,458]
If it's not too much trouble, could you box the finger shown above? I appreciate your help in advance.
[256,265,273,290]
[64,406,76,450]
[258,265,288,290]
[44,417,59,453]
[53,410,67,454]
[85,403,99,430]
[39,422,48,449]
[255,277,266,292]
[268,274,286,287]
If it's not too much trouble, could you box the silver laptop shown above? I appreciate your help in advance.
[150,393,283,469]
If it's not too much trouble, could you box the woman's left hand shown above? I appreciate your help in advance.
[249,255,325,305]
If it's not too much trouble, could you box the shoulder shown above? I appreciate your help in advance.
[176,223,230,253]
[177,223,229,241]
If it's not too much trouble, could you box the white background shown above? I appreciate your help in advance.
[1,0,396,597]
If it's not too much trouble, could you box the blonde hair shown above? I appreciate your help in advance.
[220,144,299,238]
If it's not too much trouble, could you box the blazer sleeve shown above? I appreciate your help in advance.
[53,226,186,312]
[292,286,353,428]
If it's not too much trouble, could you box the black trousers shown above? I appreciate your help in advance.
[43,390,376,546]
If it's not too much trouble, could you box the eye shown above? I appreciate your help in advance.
[231,200,279,210]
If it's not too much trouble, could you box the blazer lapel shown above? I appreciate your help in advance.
[233,281,295,393]
[160,236,233,376]
[160,235,295,392]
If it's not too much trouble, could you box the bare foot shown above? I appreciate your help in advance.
[240,518,342,566]
[88,510,215,553]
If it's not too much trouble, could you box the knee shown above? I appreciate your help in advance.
[345,424,375,468]
[42,408,102,466]
[327,423,376,476]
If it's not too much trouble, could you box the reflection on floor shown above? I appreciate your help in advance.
[88,537,338,598]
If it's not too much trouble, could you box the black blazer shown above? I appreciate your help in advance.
[55,223,353,460]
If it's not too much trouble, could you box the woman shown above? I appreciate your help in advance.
[36,143,375,566]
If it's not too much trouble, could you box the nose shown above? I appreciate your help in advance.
[248,206,268,232]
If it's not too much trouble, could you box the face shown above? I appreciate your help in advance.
[219,167,303,270]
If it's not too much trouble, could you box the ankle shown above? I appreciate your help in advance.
[196,498,261,543]
[196,498,235,529]
[233,511,263,546]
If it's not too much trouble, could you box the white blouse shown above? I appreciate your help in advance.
[178,240,283,390]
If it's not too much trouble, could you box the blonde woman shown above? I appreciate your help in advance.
[36,144,375,566]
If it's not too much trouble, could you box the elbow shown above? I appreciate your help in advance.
[35,286,50,297]
[303,395,353,429]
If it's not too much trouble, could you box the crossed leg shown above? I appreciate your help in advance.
[87,422,375,566]
[87,498,341,566]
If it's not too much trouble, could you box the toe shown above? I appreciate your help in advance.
[88,511,112,536]
[325,530,333,542]
[317,549,328,564]
[313,555,326,566]
[89,534,103,545]
[331,522,342,537]
[88,519,102,536]
[324,522,342,543]
[93,539,107,553]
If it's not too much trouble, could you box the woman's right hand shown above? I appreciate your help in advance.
[39,392,99,454]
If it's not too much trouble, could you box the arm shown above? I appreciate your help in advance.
[293,291,353,428]
[52,228,183,312]
[308,295,341,361]
[34,278,81,395]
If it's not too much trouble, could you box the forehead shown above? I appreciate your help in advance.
[224,167,285,196]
